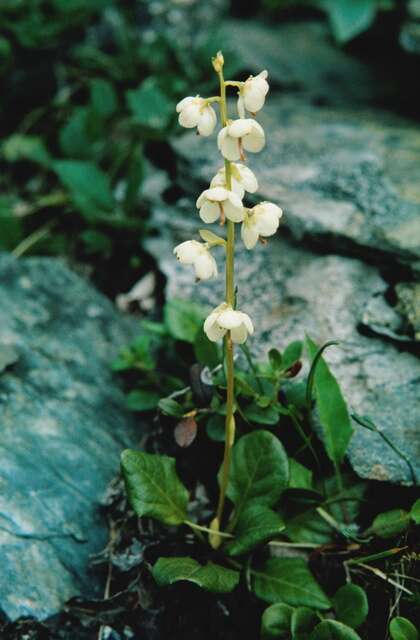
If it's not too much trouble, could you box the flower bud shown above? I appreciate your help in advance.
[212,50,224,73]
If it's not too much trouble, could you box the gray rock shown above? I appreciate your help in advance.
[221,20,384,105]
[0,254,139,621]
[396,281,420,339]
[172,94,420,263]
[147,199,420,485]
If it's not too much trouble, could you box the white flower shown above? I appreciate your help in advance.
[238,70,269,114]
[241,202,283,250]
[217,119,265,162]
[204,303,254,344]
[176,96,217,136]
[174,240,218,280]
[196,186,244,224]
[210,163,258,199]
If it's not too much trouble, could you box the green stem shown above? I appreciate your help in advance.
[184,520,233,538]
[215,60,236,528]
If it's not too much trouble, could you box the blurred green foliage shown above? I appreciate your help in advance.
[262,0,397,42]
[0,0,232,290]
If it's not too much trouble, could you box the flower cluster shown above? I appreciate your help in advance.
[174,58,283,344]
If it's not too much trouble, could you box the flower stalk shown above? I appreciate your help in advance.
[174,51,282,544]
[215,58,236,530]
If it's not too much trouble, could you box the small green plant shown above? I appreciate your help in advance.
[118,53,420,638]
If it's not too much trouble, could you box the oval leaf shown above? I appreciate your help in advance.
[332,584,368,629]
[410,499,420,525]
[253,557,330,610]
[152,557,239,594]
[121,450,188,525]
[227,430,289,517]
[305,336,353,464]
[261,603,294,638]
[311,620,362,640]
[369,509,410,539]
[164,299,207,343]
[227,504,285,556]
[390,617,419,640]
[291,606,319,640]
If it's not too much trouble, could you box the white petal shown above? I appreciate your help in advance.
[230,177,245,198]
[255,202,283,236]
[235,164,258,193]
[227,119,253,139]
[230,324,248,344]
[218,132,240,161]
[243,122,265,153]
[237,94,246,119]
[197,106,217,136]
[174,240,202,264]
[239,312,254,335]
[176,96,195,113]
[241,218,259,250]
[199,201,220,223]
[194,252,218,280]
[243,88,266,113]
[204,186,229,202]
[217,309,243,329]
[178,102,201,128]
[205,323,226,342]
[224,192,244,222]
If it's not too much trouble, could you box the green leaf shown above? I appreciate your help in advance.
[126,390,160,412]
[206,414,225,442]
[2,134,51,167]
[332,584,368,629]
[410,498,420,524]
[389,617,419,640]
[126,77,172,130]
[269,348,282,371]
[305,336,353,464]
[291,607,319,640]
[227,431,289,519]
[152,557,239,594]
[194,328,220,369]
[0,210,22,250]
[81,230,112,256]
[321,0,377,43]
[158,397,185,418]
[253,558,330,610]
[121,450,188,525]
[288,459,313,491]
[261,603,294,638]
[368,509,410,539]
[53,160,115,220]
[59,107,91,158]
[243,402,280,425]
[227,504,285,556]
[89,78,117,118]
[285,508,333,545]
[164,299,206,343]
[282,340,303,369]
[310,620,362,640]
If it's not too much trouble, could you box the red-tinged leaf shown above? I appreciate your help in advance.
[174,416,197,448]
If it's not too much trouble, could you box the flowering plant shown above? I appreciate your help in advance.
[118,53,420,639]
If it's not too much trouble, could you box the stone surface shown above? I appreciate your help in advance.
[0,254,139,621]
[148,194,420,486]
[221,20,385,105]
[173,94,420,264]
